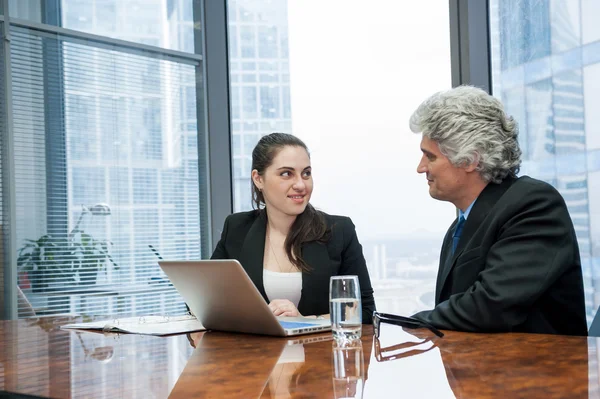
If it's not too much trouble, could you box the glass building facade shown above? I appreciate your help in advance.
[490,0,600,323]
[228,0,293,212]
[490,1,600,388]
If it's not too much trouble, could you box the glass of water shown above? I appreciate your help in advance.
[330,275,362,344]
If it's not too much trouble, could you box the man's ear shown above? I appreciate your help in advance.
[464,162,478,173]
[251,169,263,190]
[464,153,480,173]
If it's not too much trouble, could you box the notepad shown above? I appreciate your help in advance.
[61,315,205,336]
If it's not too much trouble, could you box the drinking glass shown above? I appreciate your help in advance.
[329,275,362,344]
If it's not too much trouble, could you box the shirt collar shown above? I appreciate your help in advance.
[459,199,477,220]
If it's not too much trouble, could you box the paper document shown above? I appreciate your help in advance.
[61,315,205,336]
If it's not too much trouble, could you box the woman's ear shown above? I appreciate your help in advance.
[251,169,263,191]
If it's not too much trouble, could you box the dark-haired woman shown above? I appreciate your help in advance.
[211,133,376,323]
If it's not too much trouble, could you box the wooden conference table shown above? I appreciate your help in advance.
[0,315,596,398]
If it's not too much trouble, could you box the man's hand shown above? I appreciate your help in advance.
[268,299,301,317]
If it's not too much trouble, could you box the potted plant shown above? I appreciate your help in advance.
[17,234,75,292]
[70,229,119,286]
[17,230,119,291]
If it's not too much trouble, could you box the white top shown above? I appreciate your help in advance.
[263,269,302,307]
[277,343,306,364]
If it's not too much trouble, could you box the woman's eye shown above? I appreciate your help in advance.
[303,171,312,177]
[281,171,291,177]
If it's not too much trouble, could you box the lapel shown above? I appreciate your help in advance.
[238,210,269,302]
[297,240,332,314]
[236,210,333,310]
[435,177,517,304]
[435,223,455,304]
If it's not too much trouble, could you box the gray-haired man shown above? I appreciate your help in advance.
[410,85,586,336]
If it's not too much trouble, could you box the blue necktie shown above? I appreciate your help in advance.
[452,216,465,255]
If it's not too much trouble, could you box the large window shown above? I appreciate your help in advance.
[3,0,208,317]
[489,0,599,390]
[490,0,600,323]
[227,0,454,315]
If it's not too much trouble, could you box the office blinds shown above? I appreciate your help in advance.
[0,22,5,315]
[12,25,203,317]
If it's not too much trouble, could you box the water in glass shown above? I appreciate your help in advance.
[330,297,362,342]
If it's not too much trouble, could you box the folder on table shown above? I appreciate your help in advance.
[61,315,205,336]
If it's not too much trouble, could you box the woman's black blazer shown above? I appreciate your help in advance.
[211,209,376,323]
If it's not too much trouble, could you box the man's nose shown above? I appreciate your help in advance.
[417,157,427,174]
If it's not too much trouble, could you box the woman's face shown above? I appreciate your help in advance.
[253,145,313,218]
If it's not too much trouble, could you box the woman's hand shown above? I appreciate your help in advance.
[268,299,301,317]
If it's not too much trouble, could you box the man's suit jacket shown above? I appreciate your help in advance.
[211,210,376,323]
[413,176,587,336]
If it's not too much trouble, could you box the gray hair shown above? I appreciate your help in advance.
[409,85,521,183]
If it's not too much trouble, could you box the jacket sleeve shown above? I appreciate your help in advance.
[339,217,376,324]
[210,215,231,259]
[412,185,579,332]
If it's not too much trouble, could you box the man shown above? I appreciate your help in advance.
[410,85,587,336]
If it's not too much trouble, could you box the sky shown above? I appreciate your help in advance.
[285,0,456,240]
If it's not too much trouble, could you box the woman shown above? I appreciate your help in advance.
[211,133,375,323]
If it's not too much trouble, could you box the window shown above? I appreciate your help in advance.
[66,95,98,160]
[240,26,256,58]
[4,1,208,318]
[242,86,258,119]
[260,86,279,118]
[10,0,199,54]
[258,26,278,58]
[490,0,598,324]
[227,0,454,314]
[229,25,239,58]
[491,9,600,390]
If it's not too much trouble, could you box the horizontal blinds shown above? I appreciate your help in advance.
[0,22,5,316]
[12,25,203,317]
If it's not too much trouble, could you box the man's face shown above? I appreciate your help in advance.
[416,136,470,204]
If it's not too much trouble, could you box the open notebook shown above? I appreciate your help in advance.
[61,315,205,336]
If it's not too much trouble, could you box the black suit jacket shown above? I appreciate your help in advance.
[211,210,376,323]
[413,176,587,336]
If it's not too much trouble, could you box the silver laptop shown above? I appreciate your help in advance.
[158,259,331,337]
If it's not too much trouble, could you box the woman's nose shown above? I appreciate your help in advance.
[293,176,306,189]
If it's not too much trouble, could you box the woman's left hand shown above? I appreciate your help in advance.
[268,299,301,317]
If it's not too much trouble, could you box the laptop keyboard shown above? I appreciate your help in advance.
[279,321,320,329]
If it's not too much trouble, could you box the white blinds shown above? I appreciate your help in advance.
[12,25,204,317]
[0,22,5,314]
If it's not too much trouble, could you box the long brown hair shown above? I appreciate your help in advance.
[251,133,330,272]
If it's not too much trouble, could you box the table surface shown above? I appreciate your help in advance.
[0,316,597,398]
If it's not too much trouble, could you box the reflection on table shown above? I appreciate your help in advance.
[0,316,594,398]
[24,283,176,316]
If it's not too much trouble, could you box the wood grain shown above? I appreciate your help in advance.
[0,317,592,398]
